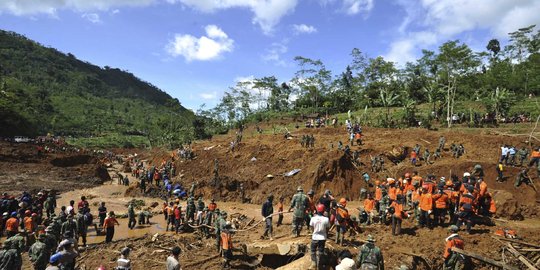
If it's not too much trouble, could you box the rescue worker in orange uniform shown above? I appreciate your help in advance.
[221,222,234,268]
[432,185,449,226]
[418,187,433,229]
[390,194,408,236]
[444,225,465,270]
[363,194,376,225]
[335,198,350,245]
[5,211,19,238]
[412,171,423,187]
[457,186,476,234]
[475,178,489,215]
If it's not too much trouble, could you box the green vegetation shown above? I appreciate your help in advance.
[0,30,200,147]
[199,25,540,129]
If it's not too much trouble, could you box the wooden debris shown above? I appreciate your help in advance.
[506,244,539,270]
[494,237,540,248]
[451,247,519,270]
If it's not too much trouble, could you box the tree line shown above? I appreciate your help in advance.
[198,25,540,131]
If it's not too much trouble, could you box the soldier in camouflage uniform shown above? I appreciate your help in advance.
[378,189,390,225]
[0,238,22,270]
[518,147,529,167]
[356,235,384,270]
[196,197,205,225]
[29,234,50,270]
[289,186,308,237]
[186,196,196,223]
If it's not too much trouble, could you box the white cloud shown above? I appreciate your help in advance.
[0,0,154,15]
[262,41,288,67]
[385,0,540,65]
[111,9,120,14]
[200,92,217,100]
[166,25,234,62]
[293,24,317,34]
[342,0,374,15]
[81,13,101,23]
[175,0,298,35]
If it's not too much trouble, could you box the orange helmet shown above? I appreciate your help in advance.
[445,180,452,187]
[339,198,347,205]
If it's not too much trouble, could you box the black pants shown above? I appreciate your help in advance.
[457,211,473,233]
[419,210,431,228]
[128,217,136,229]
[276,214,283,226]
[310,239,326,267]
[434,208,447,226]
[391,216,402,235]
[99,215,106,227]
[105,227,114,243]
[79,231,87,246]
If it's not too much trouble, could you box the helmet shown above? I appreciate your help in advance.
[367,234,375,242]
[404,173,411,179]
[446,180,453,187]
[297,186,303,192]
[97,266,106,270]
[307,189,315,196]
[387,178,395,184]
[339,198,347,205]
[11,211,17,217]
[25,210,31,216]
[31,213,37,217]
[49,253,63,264]
[324,189,331,195]
[449,225,459,233]
[316,204,325,213]
[474,164,482,169]
[403,180,408,184]
[440,177,446,182]
[463,172,471,177]
[2,212,8,217]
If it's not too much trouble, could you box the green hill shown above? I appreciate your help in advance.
[0,30,196,147]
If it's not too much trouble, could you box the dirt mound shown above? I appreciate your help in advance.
[0,141,110,193]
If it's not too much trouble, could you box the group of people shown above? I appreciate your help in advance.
[300,134,316,148]
[0,190,126,270]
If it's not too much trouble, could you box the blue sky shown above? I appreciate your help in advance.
[1,0,539,110]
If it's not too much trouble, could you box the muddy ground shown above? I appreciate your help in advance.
[0,141,110,193]
[6,123,540,269]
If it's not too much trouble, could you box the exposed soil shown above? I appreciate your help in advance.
[0,141,110,193]
[7,123,540,270]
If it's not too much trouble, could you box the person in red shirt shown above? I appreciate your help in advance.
[103,211,120,243]
[411,151,418,166]
[77,196,89,210]
[276,197,284,227]
[174,204,182,234]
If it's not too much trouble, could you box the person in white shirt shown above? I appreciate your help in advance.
[309,204,330,270]
[166,246,182,270]
[336,250,356,270]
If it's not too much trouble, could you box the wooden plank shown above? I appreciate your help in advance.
[507,244,539,270]
[494,237,540,248]
[451,247,519,270]
[520,248,540,252]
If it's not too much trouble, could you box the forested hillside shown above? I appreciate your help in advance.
[0,30,196,145]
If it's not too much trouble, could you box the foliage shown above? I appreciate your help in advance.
[0,30,195,147]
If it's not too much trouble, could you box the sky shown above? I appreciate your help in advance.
[1,0,539,111]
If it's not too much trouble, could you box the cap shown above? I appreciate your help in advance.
[367,234,375,242]
[297,186,303,192]
[449,225,459,233]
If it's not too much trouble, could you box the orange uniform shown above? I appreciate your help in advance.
[336,206,350,225]
[390,201,407,219]
[444,234,464,259]
[412,175,423,187]
[478,181,488,198]
[433,192,449,209]
[374,186,382,201]
[363,198,375,213]
[5,217,19,232]
[208,202,217,211]
[411,151,417,159]
[24,216,35,232]
[459,193,476,212]
[388,186,398,201]
[419,193,433,211]
[221,231,233,250]
[532,150,540,158]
